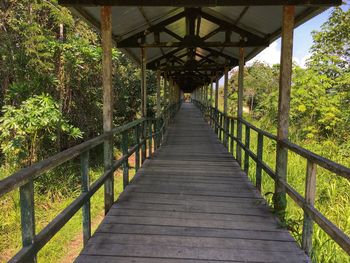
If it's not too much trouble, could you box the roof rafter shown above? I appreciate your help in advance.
[60,0,341,7]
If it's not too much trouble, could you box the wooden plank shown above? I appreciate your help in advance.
[89,232,301,252]
[96,223,295,242]
[80,243,307,263]
[75,103,309,263]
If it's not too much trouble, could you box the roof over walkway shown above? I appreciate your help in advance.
[60,0,340,90]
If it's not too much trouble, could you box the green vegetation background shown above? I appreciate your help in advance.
[0,1,349,262]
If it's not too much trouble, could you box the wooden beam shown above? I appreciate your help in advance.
[60,0,341,6]
[274,5,295,220]
[200,10,267,43]
[101,6,114,215]
[116,11,186,47]
[116,39,267,48]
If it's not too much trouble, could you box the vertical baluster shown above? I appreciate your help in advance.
[148,120,152,157]
[302,160,317,256]
[141,121,146,163]
[219,114,223,141]
[224,116,228,148]
[244,125,250,173]
[81,151,91,246]
[256,133,263,192]
[230,118,234,156]
[215,110,217,134]
[154,119,158,150]
[122,130,129,189]
[19,180,36,263]
[236,118,242,166]
[135,124,140,172]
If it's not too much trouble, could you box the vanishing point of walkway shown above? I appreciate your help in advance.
[75,103,309,263]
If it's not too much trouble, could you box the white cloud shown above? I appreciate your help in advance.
[293,54,311,68]
[249,40,281,66]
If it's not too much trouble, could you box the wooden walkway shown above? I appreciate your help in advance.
[75,102,309,263]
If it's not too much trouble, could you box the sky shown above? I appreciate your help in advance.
[218,3,348,85]
[251,8,333,67]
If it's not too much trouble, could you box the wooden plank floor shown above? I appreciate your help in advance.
[75,102,309,263]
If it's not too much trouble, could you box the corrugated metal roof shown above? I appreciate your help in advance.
[68,4,329,88]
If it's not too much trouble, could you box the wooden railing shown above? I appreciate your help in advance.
[0,102,181,263]
[193,99,350,257]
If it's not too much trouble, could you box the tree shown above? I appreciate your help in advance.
[0,94,82,167]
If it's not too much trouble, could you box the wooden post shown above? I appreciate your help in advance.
[156,70,161,118]
[141,48,147,117]
[148,119,152,157]
[244,125,250,173]
[302,160,317,255]
[223,66,229,147]
[141,121,146,163]
[204,83,207,107]
[141,48,147,162]
[230,118,235,155]
[19,180,36,263]
[256,133,264,192]
[122,130,129,189]
[101,6,114,215]
[236,47,244,167]
[209,80,213,125]
[223,67,228,114]
[210,79,213,107]
[215,76,219,110]
[135,124,140,172]
[164,73,168,108]
[81,151,91,246]
[274,5,295,219]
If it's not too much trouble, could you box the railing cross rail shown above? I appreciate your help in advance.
[193,99,350,257]
[0,102,182,263]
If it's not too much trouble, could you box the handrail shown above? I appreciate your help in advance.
[192,99,350,257]
[0,101,182,262]
[0,119,144,197]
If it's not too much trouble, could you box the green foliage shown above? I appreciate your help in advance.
[0,94,82,166]
[225,6,350,263]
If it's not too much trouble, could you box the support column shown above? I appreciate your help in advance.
[274,5,295,219]
[210,79,213,107]
[101,6,114,215]
[156,70,161,117]
[141,48,147,117]
[164,74,168,108]
[223,66,229,147]
[204,83,207,107]
[236,47,244,167]
[215,76,219,110]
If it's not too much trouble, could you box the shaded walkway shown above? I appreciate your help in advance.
[75,102,308,263]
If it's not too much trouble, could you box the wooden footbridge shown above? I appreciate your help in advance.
[75,102,309,262]
[1,1,350,262]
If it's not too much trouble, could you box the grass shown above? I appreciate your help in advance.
[1,106,349,262]
[0,149,138,263]
[220,110,350,263]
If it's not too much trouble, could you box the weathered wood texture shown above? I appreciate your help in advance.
[75,103,309,263]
